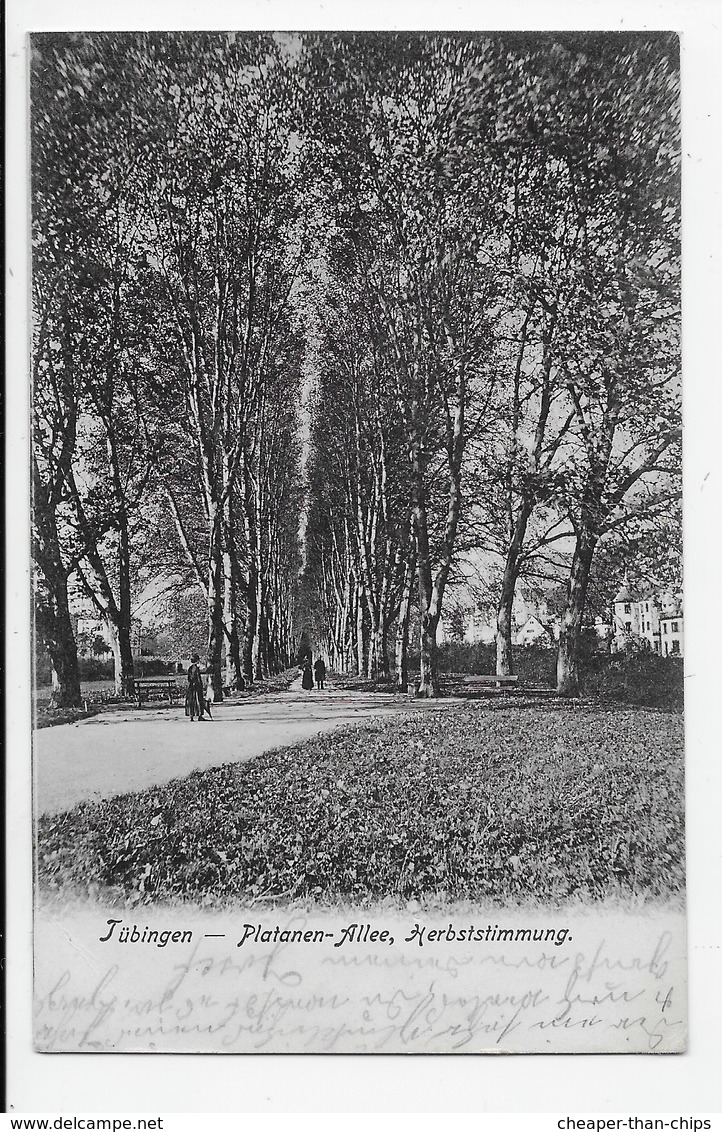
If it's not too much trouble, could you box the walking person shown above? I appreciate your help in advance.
[185,653,205,721]
[301,656,314,691]
[314,656,326,690]
[204,673,214,720]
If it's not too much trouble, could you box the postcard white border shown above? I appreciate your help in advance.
[6,0,722,1112]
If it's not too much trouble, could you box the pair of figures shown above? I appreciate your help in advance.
[185,653,214,721]
[301,656,326,691]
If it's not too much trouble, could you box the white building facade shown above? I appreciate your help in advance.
[612,584,684,656]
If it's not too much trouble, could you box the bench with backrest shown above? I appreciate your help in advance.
[133,677,181,708]
[463,674,519,694]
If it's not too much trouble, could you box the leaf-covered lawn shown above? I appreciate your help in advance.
[36,702,684,907]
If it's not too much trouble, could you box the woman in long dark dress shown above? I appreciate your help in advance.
[301,657,314,691]
[185,653,205,721]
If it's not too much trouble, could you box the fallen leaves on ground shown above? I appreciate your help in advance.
[36,702,684,907]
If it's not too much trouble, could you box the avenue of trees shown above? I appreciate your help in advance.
[32,32,681,705]
[32,33,307,704]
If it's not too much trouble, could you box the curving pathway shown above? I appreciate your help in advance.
[33,688,460,816]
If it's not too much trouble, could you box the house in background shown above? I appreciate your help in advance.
[515,615,555,647]
[658,606,684,657]
[612,583,684,656]
[448,593,561,647]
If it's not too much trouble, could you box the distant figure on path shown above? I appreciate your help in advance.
[204,674,214,720]
[301,657,314,691]
[185,654,205,721]
[314,657,326,690]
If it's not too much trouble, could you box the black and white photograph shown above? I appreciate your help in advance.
[25,26,690,1059]
[6,0,722,1110]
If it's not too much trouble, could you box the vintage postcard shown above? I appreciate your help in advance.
[29,29,686,1056]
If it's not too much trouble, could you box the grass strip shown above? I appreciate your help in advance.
[37,702,684,908]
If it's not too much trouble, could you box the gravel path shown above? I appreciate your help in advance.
[33,689,458,815]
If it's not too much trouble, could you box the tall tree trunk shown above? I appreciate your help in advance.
[411,441,441,699]
[332,597,343,673]
[109,429,135,696]
[366,622,388,680]
[101,615,134,696]
[116,537,135,696]
[224,598,244,689]
[376,624,390,681]
[495,499,533,677]
[103,619,130,695]
[222,501,244,690]
[45,622,81,708]
[556,528,597,696]
[33,470,83,709]
[496,596,514,678]
[395,551,415,692]
[366,615,377,679]
[35,568,81,709]
[118,621,135,696]
[410,370,464,698]
[242,572,257,686]
[411,445,433,697]
[252,566,266,680]
[241,463,259,686]
[355,581,366,676]
[207,516,225,702]
[418,610,441,698]
[339,574,352,673]
[222,569,243,689]
[344,573,356,674]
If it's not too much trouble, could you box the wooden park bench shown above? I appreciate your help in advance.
[463,674,519,694]
[133,677,181,708]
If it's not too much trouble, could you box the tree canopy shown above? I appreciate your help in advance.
[31,31,681,703]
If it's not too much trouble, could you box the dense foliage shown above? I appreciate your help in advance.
[424,644,684,710]
[32,31,681,708]
[32,32,307,704]
[301,32,682,696]
[582,652,684,712]
[37,703,684,907]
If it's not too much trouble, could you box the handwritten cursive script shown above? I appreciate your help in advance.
[34,906,686,1054]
